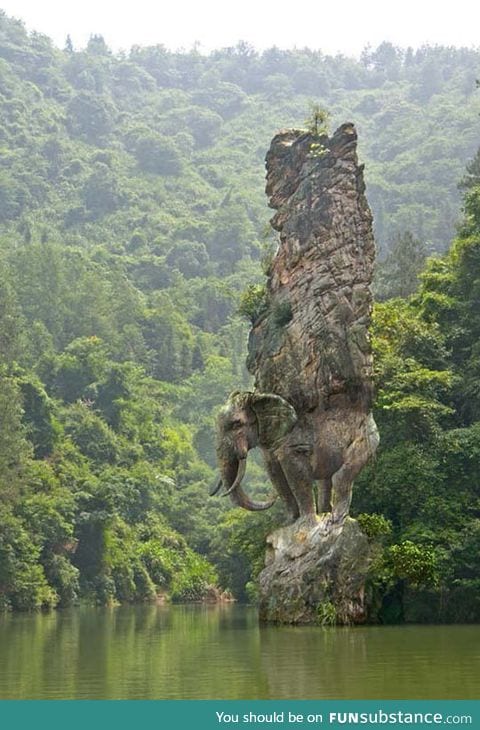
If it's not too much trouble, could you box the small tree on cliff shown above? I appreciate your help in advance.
[305,104,330,136]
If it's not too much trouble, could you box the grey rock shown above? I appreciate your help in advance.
[214,122,378,623]
[259,517,371,625]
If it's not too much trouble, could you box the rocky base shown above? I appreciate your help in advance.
[258,517,371,625]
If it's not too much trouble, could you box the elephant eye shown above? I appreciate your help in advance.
[231,419,243,430]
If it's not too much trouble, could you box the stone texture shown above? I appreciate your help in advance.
[253,123,377,623]
[248,123,376,417]
[259,517,371,625]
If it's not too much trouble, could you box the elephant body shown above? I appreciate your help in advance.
[214,123,378,525]
[215,392,378,523]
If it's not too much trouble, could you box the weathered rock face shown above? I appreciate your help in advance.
[248,123,375,419]
[212,122,378,623]
[259,517,371,625]
[252,123,378,624]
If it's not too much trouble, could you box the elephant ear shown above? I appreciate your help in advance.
[250,393,297,449]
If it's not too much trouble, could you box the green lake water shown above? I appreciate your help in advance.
[0,605,478,699]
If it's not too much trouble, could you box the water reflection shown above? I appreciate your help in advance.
[0,605,478,699]
[258,623,480,699]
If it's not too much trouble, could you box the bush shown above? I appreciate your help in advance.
[316,601,337,626]
[388,541,439,589]
[357,513,392,540]
[44,555,80,607]
[238,284,267,323]
[63,403,119,464]
[132,132,182,175]
[0,508,58,610]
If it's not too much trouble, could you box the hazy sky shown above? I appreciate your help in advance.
[1,0,479,56]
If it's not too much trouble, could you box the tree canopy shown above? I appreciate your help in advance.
[0,10,480,618]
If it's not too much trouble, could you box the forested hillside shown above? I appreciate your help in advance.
[0,9,480,619]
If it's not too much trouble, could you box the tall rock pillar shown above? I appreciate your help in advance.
[253,123,378,624]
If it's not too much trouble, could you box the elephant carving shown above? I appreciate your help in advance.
[213,390,379,524]
[212,124,379,527]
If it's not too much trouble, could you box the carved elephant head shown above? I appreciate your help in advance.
[213,391,297,510]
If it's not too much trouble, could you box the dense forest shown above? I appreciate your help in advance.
[0,9,479,621]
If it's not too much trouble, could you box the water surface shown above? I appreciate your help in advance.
[0,605,478,699]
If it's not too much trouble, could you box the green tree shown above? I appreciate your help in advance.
[131,132,183,175]
[0,372,32,501]
[376,231,429,300]
[67,91,114,142]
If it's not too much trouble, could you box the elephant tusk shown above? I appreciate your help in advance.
[222,458,247,496]
[230,483,277,511]
[209,476,223,496]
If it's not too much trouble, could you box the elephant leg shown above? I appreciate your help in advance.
[331,465,353,524]
[264,453,299,521]
[331,430,372,523]
[277,446,317,520]
[317,477,332,513]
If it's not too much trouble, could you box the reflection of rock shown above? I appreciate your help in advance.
[202,586,235,603]
[259,517,371,625]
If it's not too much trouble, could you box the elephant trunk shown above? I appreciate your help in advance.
[219,455,276,511]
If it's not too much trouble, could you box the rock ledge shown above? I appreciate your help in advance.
[258,517,371,625]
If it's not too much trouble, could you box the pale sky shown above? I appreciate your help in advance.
[1,0,479,56]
